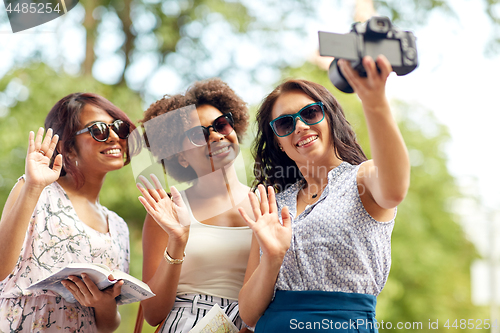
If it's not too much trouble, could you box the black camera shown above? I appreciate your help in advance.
[318,16,418,93]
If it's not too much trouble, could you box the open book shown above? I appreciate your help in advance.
[189,303,239,333]
[27,263,155,306]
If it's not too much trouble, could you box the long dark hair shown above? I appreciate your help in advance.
[253,79,367,192]
[45,93,136,189]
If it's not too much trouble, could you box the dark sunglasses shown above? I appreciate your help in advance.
[75,119,130,142]
[269,102,325,137]
[184,113,234,147]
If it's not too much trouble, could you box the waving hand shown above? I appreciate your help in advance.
[25,127,63,188]
[238,184,292,258]
[137,174,190,242]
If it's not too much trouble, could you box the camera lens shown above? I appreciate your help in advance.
[328,59,354,93]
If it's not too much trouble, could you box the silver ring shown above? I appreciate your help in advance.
[38,150,46,156]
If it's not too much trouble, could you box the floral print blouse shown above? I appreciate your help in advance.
[0,177,130,332]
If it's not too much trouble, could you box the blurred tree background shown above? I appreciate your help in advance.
[1,0,498,331]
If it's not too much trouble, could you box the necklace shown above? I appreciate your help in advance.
[300,182,328,205]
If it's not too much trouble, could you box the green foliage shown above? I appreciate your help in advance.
[282,62,487,331]
[79,0,317,94]
[379,102,487,331]
[374,0,455,27]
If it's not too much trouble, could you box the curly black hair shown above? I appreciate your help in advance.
[140,78,249,183]
[253,79,367,192]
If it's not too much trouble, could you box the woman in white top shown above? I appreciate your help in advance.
[136,78,254,332]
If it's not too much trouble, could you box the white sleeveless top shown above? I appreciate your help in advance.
[176,191,252,300]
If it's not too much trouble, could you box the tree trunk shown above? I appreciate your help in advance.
[82,0,98,76]
[116,0,134,86]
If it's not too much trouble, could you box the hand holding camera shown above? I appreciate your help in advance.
[338,55,392,109]
[319,16,418,93]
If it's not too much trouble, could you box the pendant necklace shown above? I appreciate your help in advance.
[301,182,328,205]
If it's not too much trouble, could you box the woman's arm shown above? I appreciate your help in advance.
[0,128,62,280]
[238,185,292,327]
[140,213,187,325]
[339,56,410,211]
[137,176,191,326]
[238,236,284,327]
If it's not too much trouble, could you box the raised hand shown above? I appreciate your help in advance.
[61,273,123,308]
[338,55,392,109]
[137,174,190,241]
[25,127,63,189]
[238,184,292,258]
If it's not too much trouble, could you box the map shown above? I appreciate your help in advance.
[189,304,239,333]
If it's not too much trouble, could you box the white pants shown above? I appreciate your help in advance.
[158,294,243,333]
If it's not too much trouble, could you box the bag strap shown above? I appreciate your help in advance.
[154,318,166,333]
[133,304,144,333]
[134,304,166,333]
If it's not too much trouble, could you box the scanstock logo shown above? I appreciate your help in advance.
[3,0,79,33]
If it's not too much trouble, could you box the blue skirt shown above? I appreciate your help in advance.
[255,290,378,333]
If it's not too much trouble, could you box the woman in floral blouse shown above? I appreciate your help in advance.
[0,93,135,332]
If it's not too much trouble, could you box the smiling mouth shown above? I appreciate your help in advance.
[209,146,230,157]
[102,148,121,155]
[296,136,318,147]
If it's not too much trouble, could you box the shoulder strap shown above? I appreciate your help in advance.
[133,304,144,333]
[134,304,167,333]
